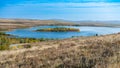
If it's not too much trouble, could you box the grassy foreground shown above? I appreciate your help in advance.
[0,33,120,68]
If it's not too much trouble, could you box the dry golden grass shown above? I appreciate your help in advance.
[0,33,120,68]
[0,19,74,30]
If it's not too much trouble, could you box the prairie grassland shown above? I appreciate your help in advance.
[0,33,120,68]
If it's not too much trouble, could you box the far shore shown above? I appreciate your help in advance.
[1,19,120,31]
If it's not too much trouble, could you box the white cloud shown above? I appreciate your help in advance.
[11,2,120,9]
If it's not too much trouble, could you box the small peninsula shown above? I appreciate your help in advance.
[36,27,80,32]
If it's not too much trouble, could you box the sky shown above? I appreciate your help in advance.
[0,0,120,21]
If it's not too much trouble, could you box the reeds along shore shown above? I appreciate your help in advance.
[0,33,120,68]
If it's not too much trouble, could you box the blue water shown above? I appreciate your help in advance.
[5,26,120,39]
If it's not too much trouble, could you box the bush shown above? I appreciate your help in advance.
[0,45,9,50]
[23,44,31,48]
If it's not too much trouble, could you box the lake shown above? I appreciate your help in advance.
[5,26,120,39]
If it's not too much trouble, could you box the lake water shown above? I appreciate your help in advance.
[5,26,120,39]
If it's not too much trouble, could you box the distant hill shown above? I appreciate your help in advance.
[52,19,120,27]
[1,18,120,30]
[0,18,74,30]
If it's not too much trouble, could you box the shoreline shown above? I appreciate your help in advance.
[1,25,120,32]
[2,25,120,41]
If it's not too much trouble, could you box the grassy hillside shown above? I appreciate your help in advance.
[0,33,120,68]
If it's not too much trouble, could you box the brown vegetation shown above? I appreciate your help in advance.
[0,33,120,68]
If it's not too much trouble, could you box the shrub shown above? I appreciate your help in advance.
[23,44,31,48]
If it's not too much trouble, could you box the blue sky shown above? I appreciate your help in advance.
[0,0,120,21]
